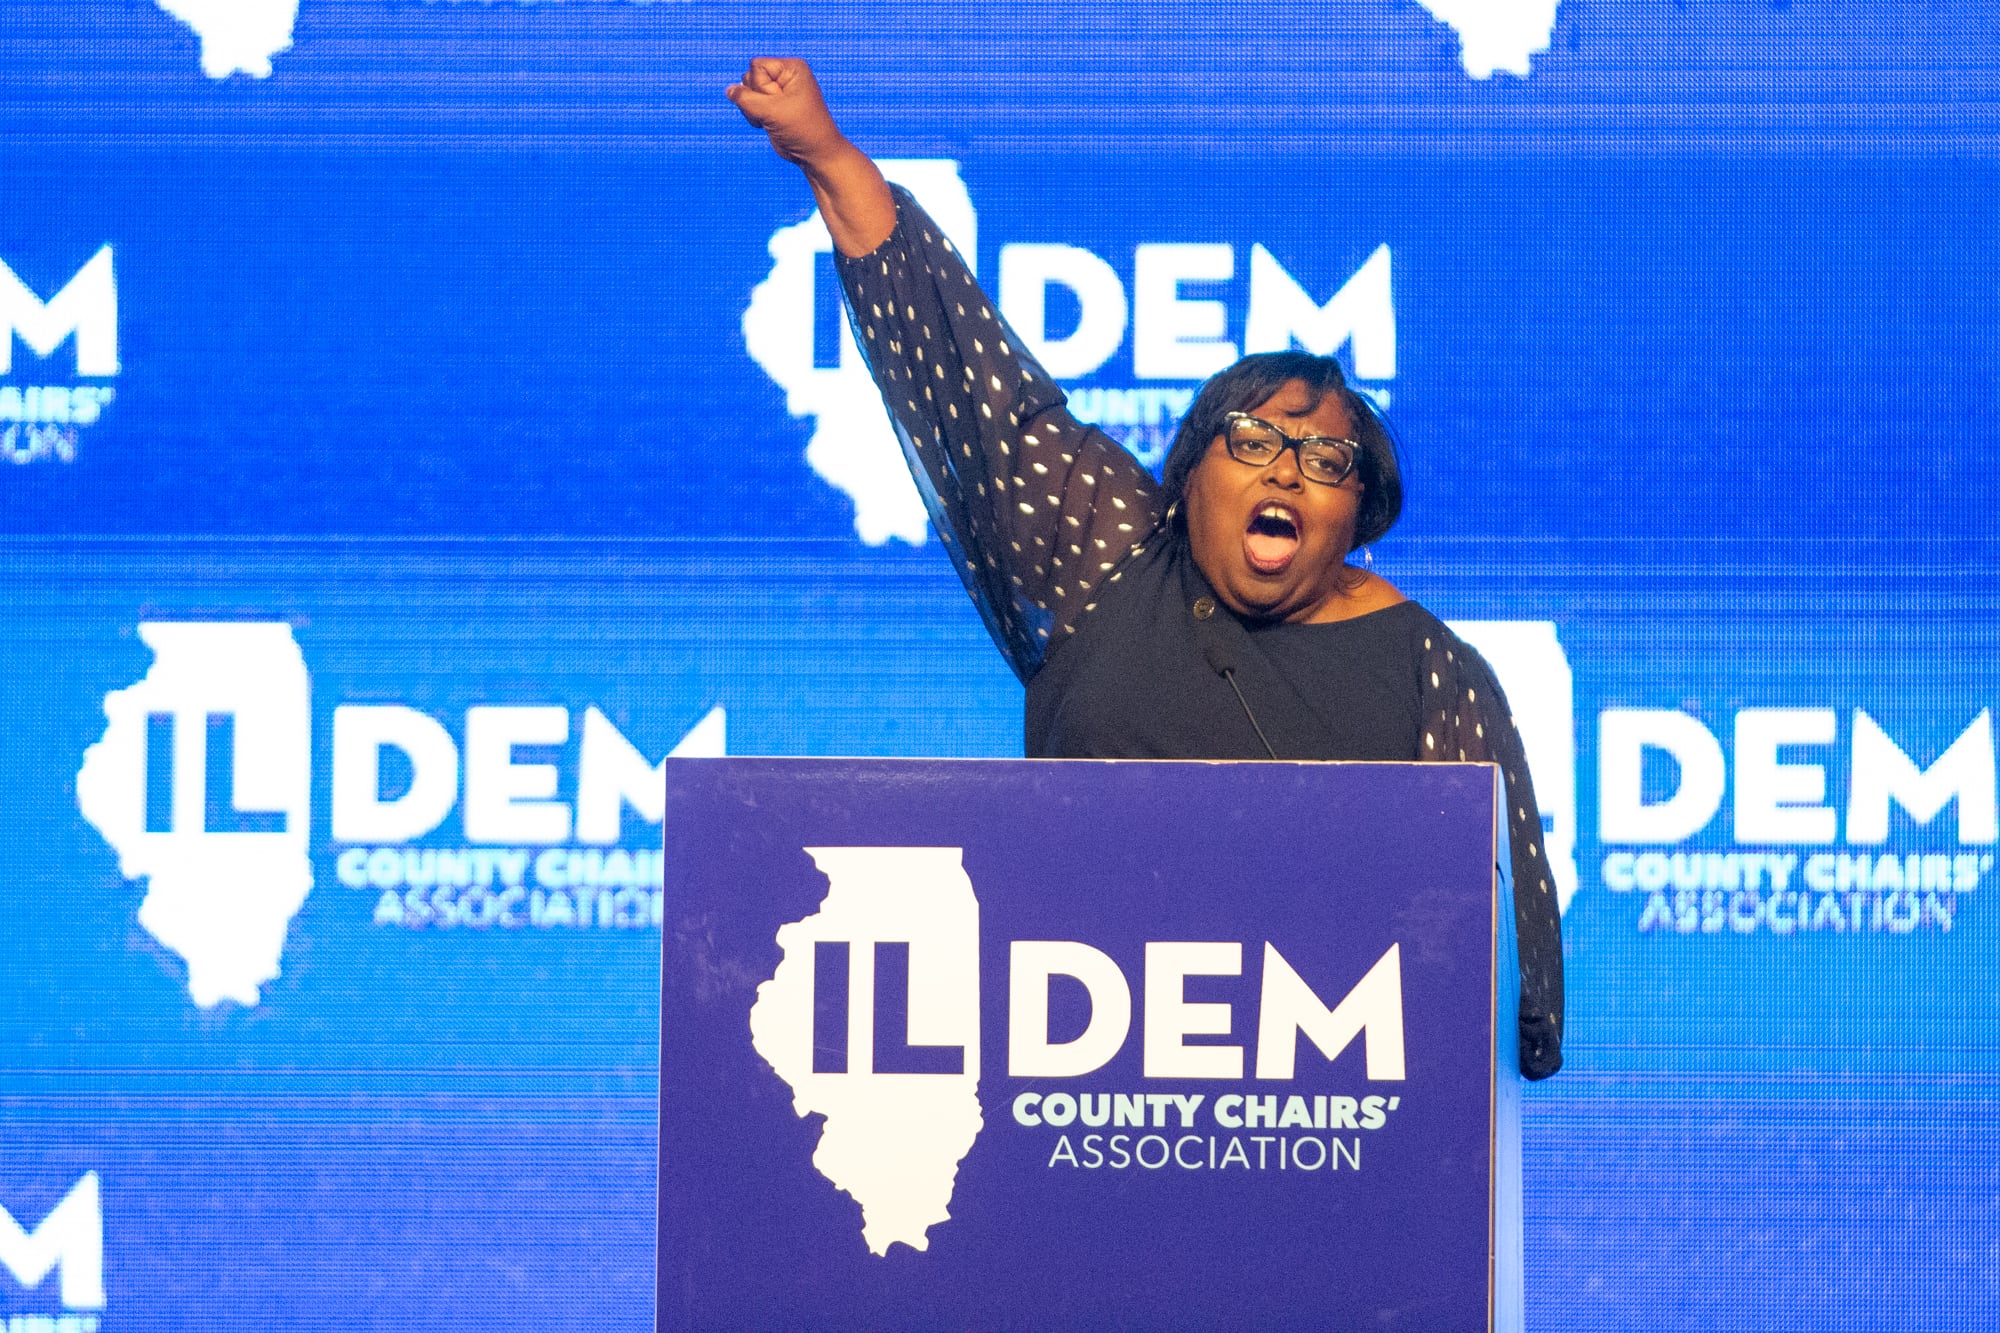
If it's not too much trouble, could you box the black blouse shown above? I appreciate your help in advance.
[837,187,1563,1079]
[1250,606,1428,760]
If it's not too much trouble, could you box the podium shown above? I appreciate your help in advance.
[659,759,1522,1330]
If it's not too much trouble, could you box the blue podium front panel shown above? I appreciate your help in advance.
[660,757,1506,1329]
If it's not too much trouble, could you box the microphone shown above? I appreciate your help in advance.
[1202,643,1278,760]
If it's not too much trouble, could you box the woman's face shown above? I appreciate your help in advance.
[1183,380,1366,623]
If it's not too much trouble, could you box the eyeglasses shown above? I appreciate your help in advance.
[1221,412,1360,486]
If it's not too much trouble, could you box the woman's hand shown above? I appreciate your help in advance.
[729,58,896,256]
[727,58,845,169]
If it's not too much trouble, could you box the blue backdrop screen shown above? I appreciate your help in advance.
[3,1,1996,1328]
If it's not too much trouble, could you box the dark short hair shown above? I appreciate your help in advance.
[1158,351,1403,552]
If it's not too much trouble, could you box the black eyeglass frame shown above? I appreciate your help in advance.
[1220,412,1362,486]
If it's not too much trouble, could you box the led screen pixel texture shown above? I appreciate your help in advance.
[3,0,1998,1328]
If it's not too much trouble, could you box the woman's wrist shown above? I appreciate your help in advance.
[799,137,870,190]
[804,142,896,257]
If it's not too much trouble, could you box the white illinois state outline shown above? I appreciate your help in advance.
[152,0,301,78]
[76,622,312,1008]
[1412,0,1562,78]
[743,161,976,548]
[748,846,983,1256]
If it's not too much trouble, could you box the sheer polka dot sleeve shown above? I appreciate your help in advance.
[1421,630,1567,1080]
[836,187,1164,683]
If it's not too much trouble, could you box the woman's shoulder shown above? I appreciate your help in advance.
[1361,597,1500,691]
[1311,568,1407,621]
[1336,584,1447,646]
[1397,604,1489,673]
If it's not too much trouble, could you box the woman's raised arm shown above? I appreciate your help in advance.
[727,58,896,258]
[730,59,1166,681]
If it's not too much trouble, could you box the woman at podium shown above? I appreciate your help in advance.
[730,59,1563,1079]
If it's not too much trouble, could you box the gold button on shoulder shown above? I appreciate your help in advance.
[1192,596,1216,620]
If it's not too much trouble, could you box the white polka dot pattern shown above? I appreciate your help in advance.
[836,188,1164,683]
[1419,630,1566,1078]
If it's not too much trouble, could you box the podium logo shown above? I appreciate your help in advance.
[748,847,983,1257]
[76,623,313,1010]
[746,847,1422,1252]
[0,1173,105,1314]
[0,248,119,466]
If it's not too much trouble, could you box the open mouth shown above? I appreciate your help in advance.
[1244,503,1301,575]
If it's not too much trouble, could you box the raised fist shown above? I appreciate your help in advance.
[727,58,846,168]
